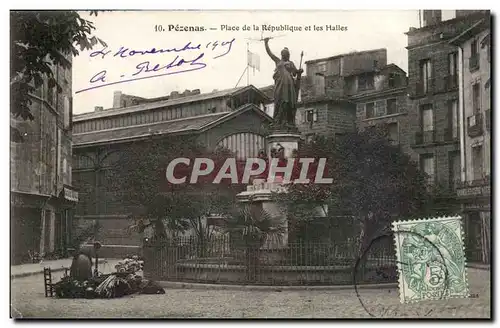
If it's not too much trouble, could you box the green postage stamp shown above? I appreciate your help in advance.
[392,216,470,304]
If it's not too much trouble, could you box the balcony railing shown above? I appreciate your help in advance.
[443,128,459,142]
[444,75,458,91]
[430,180,461,197]
[415,78,434,97]
[485,109,491,132]
[469,54,480,71]
[414,130,436,145]
[449,178,462,192]
[357,84,375,92]
[467,112,484,138]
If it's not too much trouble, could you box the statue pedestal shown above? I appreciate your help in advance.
[236,128,329,264]
[236,131,301,262]
[266,132,301,159]
[236,178,289,250]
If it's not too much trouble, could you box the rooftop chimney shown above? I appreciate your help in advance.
[182,89,191,97]
[422,10,442,27]
[170,91,180,99]
[192,89,201,95]
[113,91,123,108]
[455,10,484,18]
[94,106,104,112]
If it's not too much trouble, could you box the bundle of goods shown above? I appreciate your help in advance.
[54,272,165,299]
[115,255,144,274]
[53,254,164,299]
[93,273,134,298]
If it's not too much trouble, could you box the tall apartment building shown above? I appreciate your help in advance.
[351,64,410,152]
[10,57,77,264]
[405,10,490,209]
[297,49,390,139]
[297,48,410,150]
[450,17,491,263]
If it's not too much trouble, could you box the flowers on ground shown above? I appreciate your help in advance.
[115,255,144,274]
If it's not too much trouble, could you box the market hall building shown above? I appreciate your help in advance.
[71,86,272,255]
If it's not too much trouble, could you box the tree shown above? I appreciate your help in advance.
[109,136,244,245]
[10,11,106,140]
[224,204,286,249]
[275,127,437,256]
[223,204,286,281]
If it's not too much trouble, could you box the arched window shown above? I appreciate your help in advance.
[216,133,265,160]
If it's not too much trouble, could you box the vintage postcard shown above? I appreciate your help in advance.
[10,9,491,319]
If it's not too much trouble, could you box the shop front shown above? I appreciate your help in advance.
[57,185,79,256]
[10,192,49,264]
[457,183,491,264]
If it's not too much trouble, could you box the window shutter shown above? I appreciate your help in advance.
[375,100,386,117]
[422,107,434,131]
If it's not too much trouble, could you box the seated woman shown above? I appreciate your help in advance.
[70,249,93,282]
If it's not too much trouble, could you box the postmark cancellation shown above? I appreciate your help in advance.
[392,216,470,304]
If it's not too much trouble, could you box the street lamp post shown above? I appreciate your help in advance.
[93,241,102,276]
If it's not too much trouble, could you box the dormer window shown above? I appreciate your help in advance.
[317,62,327,73]
[358,73,374,91]
[388,73,397,88]
[305,109,318,123]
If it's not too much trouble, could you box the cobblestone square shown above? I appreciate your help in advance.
[10,268,490,319]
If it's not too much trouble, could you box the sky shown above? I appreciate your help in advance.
[72,10,458,115]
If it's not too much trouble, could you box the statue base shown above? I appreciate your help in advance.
[269,123,300,134]
[267,132,301,159]
[236,178,288,250]
[236,131,300,254]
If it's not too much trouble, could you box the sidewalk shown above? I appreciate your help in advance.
[10,258,118,279]
[467,263,490,270]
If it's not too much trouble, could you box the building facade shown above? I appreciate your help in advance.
[404,10,490,211]
[350,64,411,152]
[296,49,390,139]
[11,57,77,264]
[450,17,491,263]
[71,86,272,254]
[297,48,411,147]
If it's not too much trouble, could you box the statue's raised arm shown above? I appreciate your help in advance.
[264,38,280,63]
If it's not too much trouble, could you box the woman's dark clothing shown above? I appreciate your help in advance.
[70,252,93,281]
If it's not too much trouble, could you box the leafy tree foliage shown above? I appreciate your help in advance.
[223,204,286,281]
[109,136,244,243]
[224,204,286,249]
[10,11,105,138]
[275,127,437,254]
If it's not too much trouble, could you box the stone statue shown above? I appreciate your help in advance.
[264,38,304,130]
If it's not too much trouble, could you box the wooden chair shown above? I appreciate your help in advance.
[43,267,54,297]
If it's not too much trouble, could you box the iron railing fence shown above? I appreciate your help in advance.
[143,235,397,286]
